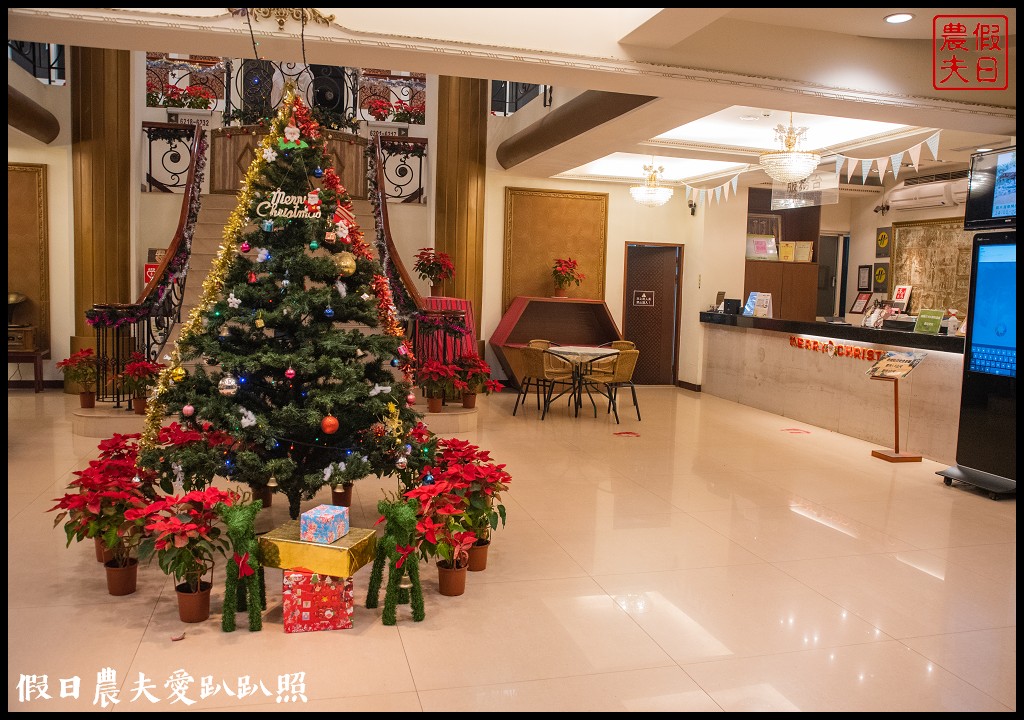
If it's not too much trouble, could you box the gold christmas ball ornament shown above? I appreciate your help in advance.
[170,366,186,383]
[335,251,357,277]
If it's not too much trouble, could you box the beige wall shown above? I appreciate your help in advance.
[7,60,74,381]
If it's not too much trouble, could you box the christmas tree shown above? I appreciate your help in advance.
[139,88,421,519]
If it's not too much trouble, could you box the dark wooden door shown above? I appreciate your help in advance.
[623,244,681,385]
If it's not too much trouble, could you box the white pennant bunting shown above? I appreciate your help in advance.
[723,181,730,201]
[908,143,922,171]
[731,175,739,194]
[714,186,722,203]
[925,131,941,160]
[876,155,889,179]
[846,157,857,183]
[698,189,706,206]
[835,156,845,175]
[890,151,904,182]
[861,159,873,184]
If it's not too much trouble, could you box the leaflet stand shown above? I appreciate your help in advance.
[869,376,922,463]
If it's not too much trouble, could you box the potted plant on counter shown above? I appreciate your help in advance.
[413,247,455,296]
[455,353,504,408]
[56,348,99,407]
[551,257,586,297]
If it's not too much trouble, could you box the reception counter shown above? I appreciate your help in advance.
[699,312,964,465]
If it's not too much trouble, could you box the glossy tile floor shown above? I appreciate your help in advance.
[8,387,1016,712]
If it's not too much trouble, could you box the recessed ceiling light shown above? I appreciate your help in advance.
[739,114,759,121]
[885,13,914,24]
[976,147,993,152]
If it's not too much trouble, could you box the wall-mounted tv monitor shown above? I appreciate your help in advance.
[963,147,1016,231]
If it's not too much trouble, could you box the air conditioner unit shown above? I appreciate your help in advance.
[886,177,970,211]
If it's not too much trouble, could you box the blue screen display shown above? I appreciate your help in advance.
[968,243,1016,378]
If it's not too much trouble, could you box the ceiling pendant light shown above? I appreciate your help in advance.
[629,164,674,207]
[758,112,822,184]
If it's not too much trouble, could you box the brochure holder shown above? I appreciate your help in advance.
[869,376,923,463]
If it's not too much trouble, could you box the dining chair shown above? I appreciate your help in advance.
[513,346,573,417]
[584,349,641,423]
[539,348,578,419]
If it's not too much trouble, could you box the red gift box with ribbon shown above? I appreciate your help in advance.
[282,568,354,633]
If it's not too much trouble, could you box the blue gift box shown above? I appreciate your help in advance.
[300,504,350,544]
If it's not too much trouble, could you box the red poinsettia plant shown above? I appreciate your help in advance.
[390,100,426,124]
[455,353,504,395]
[402,479,477,570]
[131,487,238,593]
[146,80,216,110]
[48,433,157,567]
[552,257,586,289]
[427,438,511,544]
[56,347,99,389]
[365,97,393,121]
[365,98,426,124]
[136,422,237,494]
[416,359,462,399]
[412,247,455,285]
[118,352,166,398]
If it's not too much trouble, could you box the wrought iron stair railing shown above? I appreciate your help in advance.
[86,123,207,406]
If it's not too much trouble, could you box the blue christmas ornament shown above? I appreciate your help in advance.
[313,167,324,178]
[262,219,274,232]
[404,444,412,454]
[390,358,400,367]
[324,307,334,318]
[423,473,435,485]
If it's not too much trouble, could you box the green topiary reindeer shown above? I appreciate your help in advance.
[217,499,266,632]
[365,497,424,625]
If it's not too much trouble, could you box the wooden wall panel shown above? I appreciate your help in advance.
[7,164,50,350]
[71,46,132,336]
[434,76,487,349]
[502,187,608,312]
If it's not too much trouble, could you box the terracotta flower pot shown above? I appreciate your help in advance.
[430,284,443,297]
[94,536,114,563]
[427,396,443,413]
[436,560,468,596]
[254,486,273,508]
[331,484,353,507]
[79,391,96,409]
[467,539,490,571]
[105,558,139,596]
[552,287,568,298]
[462,392,477,409]
[175,581,213,623]
[133,396,147,415]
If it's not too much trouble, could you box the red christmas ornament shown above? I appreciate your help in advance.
[321,415,339,434]
[248,271,258,284]
[406,393,416,405]
[285,367,296,379]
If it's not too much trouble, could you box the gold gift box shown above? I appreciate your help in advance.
[258,520,377,578]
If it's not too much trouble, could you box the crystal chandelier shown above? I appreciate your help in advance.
[758,113,822,183]
[629,164,674,207]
